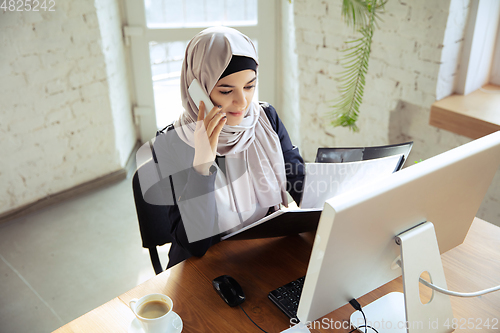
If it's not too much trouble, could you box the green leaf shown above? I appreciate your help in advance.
[341,0,370,30]
[328,0,385,131]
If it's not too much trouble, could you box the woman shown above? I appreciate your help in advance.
[154,26,304,268]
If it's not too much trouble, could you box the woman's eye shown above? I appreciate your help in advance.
[219,85,254,95]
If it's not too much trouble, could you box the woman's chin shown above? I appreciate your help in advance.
[225,115,244,126]
[226,120,242,126]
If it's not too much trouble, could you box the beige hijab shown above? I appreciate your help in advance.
[174,26,288,212]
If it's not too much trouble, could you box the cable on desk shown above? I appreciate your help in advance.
[349,299,367,333]
[348,298,380,333]
[239,304,268,333]
[348,325,379,333]
[419,278,500,297]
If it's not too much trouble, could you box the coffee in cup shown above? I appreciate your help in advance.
[137,300,171,319]
[129,293,174,333]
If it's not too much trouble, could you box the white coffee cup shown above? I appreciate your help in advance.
[129,293,174,333]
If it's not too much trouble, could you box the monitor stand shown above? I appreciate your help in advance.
[350,222,454,333]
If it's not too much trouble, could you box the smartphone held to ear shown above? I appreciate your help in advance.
[188,79,214,115]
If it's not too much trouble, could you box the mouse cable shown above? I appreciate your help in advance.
[348,298,379,333]
[419,278,500,297]
[239,304,268,333]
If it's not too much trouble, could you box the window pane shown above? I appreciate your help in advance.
[145,0,258,29]
[149,41,188,129]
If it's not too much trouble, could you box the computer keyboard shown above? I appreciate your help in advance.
[268,276,305,320]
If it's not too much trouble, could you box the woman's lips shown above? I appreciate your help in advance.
[228,111,244,116]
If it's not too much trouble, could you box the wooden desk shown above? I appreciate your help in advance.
[54,218,500,332]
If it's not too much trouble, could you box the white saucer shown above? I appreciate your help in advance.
[128,312,183,333]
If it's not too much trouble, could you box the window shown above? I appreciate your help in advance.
[124,0,276,142]
[145,0,258,29]
[456,0,500,95]
[430,0,500,139]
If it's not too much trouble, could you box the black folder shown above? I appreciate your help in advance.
[315,141,413,171]
[221,208,322,241]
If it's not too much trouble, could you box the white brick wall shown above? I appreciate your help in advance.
[0,0,135,216]
[292,0,500,224]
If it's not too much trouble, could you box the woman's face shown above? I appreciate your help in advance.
[209,69,256,126]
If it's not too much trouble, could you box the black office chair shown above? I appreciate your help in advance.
[132,125,176,275]
[132,158,173,275]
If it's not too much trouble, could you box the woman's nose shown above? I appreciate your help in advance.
[233,89,246,109]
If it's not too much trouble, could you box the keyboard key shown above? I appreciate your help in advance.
[268,276,306,320]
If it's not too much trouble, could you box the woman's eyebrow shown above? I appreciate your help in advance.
[217,77,257,88]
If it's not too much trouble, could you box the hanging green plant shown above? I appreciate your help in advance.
[329,0,387,131]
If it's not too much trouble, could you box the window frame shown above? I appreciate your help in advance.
[455,0,500,95]
[124,0,278,143]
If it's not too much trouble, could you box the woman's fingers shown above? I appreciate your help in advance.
[196,101,205,131]
[208,104,222,117]
[193,101,225,174]
[210,116,227,148]
[196,102,219,132]
[198,101,205,120]
[204,105,222,128]
[205,112,226,137]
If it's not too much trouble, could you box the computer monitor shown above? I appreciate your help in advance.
[297,131,500,327]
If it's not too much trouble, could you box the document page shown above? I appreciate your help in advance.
[300,155,403,209]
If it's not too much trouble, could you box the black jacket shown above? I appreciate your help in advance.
[153,102,305,268]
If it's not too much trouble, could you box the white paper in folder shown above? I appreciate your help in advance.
[299,154,403,209]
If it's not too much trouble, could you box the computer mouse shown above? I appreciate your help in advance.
[212,275,245,307]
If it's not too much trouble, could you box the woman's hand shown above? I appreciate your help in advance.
[193,101,227,175]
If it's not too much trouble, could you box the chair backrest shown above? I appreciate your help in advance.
[132,159,173,274]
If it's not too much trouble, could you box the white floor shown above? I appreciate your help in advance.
[0,177,171,333]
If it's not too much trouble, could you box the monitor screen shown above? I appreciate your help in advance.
[297,131,500,323]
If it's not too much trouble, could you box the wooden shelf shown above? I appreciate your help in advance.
[429,84,500,139]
